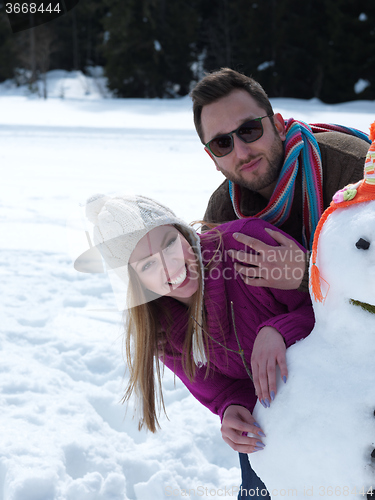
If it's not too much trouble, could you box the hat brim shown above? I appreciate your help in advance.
[73,229,147,274]
[74,246,105,273]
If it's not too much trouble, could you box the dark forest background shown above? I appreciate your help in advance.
[0,0,374,102]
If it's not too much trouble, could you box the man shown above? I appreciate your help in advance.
[190,68,370,498]
[191,68,368,291]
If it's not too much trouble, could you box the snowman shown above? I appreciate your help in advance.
[251,124,375,499]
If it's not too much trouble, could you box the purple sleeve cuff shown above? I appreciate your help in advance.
[256,305,315,347]
[216,383,257,421]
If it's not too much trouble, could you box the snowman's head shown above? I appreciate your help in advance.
[310,121,375,313]
[311,201,375,313]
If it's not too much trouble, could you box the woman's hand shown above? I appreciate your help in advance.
[221,405,266,453]
[251,326,288,407]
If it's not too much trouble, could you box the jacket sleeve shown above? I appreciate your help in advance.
[297,133,368,293]
[297,250,311,294]
[203,180,238,224]
[160,350,258,420]
[317,132,368,208]
[256,287,315,348]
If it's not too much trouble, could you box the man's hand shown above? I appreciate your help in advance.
[221,405,266,453]
[251,326,288,407]
[228,228,306,289]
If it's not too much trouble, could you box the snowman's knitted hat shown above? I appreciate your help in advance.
[76,193,207,365]
[311,121,375,302]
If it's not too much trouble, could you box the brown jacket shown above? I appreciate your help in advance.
[203,131,369,290]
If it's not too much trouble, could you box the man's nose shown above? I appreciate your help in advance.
[232,134,253,159]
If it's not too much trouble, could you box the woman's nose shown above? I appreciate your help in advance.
[162,252,184,280]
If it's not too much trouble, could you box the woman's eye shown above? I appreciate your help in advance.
[141,261,153,272]
[165,236,177,249]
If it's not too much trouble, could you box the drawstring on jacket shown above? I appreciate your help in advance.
[191,301,254,382]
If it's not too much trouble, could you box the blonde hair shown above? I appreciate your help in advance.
[121,225,210,432]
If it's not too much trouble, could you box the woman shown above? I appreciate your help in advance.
[81,193,315,498]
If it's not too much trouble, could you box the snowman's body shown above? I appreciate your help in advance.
[251,202,375,498]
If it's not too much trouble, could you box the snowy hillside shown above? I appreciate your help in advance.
[1,71,375,499]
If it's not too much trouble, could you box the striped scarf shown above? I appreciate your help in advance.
[229,119,370,249]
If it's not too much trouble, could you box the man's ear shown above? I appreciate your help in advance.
[204,147,221,171]
[273,113,287,141]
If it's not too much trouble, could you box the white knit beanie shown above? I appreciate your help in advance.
[76,193,207,365]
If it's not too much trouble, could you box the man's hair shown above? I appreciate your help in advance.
[190,68,274,144]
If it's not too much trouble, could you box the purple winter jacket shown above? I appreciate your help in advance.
[160,217,315,420]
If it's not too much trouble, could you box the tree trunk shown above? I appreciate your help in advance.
[29,27,37,83]
[72,8,80,70]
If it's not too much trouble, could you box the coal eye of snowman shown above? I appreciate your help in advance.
[355,238,370,250]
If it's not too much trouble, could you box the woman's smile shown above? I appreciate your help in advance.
[167,265,187,286]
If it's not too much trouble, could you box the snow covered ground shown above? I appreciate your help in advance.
[1,70,375,500]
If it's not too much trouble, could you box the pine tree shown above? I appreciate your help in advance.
[102,0,199,97]
[0,7,17,82]
[44,0,108,72]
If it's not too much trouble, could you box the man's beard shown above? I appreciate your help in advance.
[217,136,284,193]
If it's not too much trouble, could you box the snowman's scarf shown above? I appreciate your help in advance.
[229,119,370,249]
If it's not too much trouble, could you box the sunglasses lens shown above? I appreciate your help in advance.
[209,135,233,157]
[237,120,263,143]
[207,116,269,157]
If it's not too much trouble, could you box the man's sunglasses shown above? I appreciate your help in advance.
[205,114,274,158]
